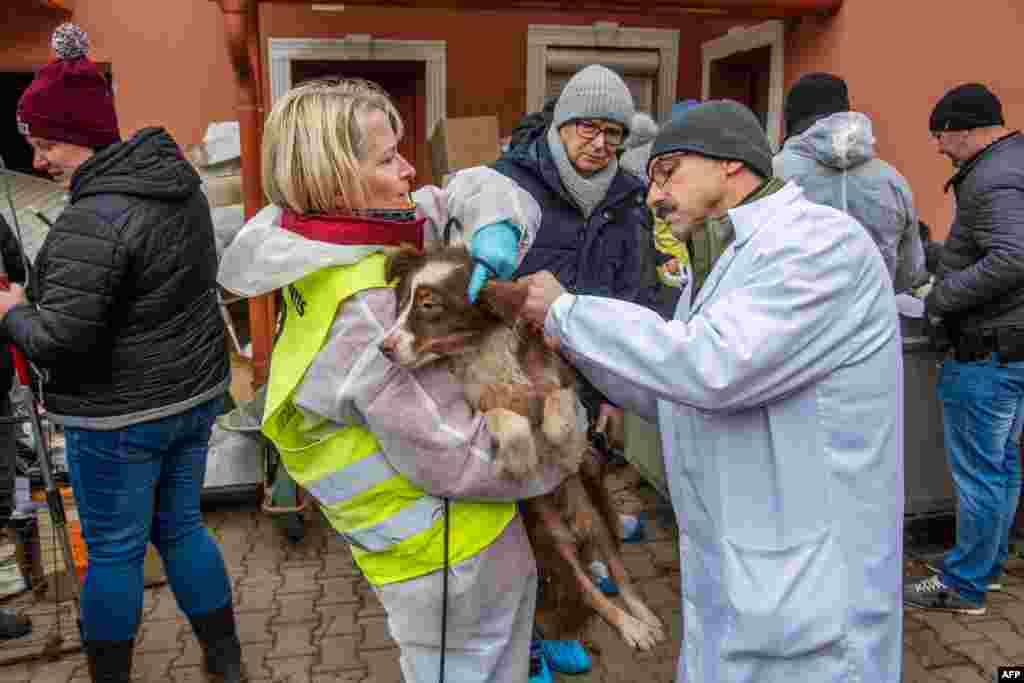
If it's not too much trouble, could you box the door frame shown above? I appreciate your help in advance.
[267,36,447,139]
[701,20,784,150]
[526,22,679,122]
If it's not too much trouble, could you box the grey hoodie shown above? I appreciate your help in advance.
[774,111,926,292]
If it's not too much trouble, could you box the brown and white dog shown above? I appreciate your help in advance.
[379,243,666,651]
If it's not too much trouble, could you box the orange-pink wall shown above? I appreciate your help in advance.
[2,0,239,150]
[4,2,747,155]
[257,4,742,137]
[786,0,1024,239]
[0,5,66,70]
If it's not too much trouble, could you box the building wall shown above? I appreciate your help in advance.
[1,0,239,150]
[258,4,742,138]
[786,0,1023,239]
[4,3,746,155]
[0,5,65,71]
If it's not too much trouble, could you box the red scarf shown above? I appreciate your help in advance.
[280,208,425,251]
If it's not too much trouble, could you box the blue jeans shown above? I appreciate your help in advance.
[65,397,231,642]
[938,356,1024,604]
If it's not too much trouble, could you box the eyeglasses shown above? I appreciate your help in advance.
[649,153,688,189]
[575,120,626,148]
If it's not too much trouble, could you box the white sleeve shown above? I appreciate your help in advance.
[445,166,540,263]
[545,213,894,413]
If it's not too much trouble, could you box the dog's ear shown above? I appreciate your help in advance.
[385,246,424,287]
[478,279,529,322]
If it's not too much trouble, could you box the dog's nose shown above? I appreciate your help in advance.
[379,335,397,360]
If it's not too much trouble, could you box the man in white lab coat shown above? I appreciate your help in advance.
[519,100,904,683]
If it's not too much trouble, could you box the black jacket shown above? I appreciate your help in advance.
[493,135,652,304]
[927,132,1024,334]
[2,127,228,421]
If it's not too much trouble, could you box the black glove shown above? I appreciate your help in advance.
[925,314,953,353]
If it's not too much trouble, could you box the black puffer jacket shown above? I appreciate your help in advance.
[927,131,1024,333]
[2,127,228,424]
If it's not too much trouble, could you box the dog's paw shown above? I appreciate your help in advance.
[616,613,666,651]
[541,388,576,446]
[622,594,664,633]
[484,408,539,479]
[560,433,587,474]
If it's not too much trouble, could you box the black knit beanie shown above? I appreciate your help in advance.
[649,99,773,179]
[929,83,1004,132]
[783,73,850,139]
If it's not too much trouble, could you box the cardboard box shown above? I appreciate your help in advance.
[203,174,243,209]
[430,116,500,181]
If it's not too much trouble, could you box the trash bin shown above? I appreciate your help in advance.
[901,316,956,517]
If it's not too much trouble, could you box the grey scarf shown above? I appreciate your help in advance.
[547,125,617,219]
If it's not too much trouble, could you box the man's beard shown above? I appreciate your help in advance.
[654,199,705,241]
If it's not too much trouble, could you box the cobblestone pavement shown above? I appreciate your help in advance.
[1,469,1022,682]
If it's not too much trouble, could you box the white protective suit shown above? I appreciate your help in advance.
[219,168,564,683]
[773,111,927,294]
[543,182,904,682]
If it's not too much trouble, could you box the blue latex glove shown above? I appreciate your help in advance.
[467,220,521,303]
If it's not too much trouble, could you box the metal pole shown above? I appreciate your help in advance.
[24,394,79,600]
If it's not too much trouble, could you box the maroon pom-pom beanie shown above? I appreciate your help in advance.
[16,23,120,149]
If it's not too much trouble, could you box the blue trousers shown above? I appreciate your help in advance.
[65,397,231,642]
[939,356,1024,603]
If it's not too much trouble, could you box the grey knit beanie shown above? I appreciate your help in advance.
[649,100,773,179]
[624,112,659,150]
[552,65,635,132]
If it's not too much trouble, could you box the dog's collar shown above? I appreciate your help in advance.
[280,209,425,251]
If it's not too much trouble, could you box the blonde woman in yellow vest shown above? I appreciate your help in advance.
[218,79,568,683]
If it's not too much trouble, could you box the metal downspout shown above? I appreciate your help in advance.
[216,0,275,389]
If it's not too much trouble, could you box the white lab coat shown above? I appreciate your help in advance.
[544,182,904,682]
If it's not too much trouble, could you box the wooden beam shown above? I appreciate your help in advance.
[35,0,73,16]
[259,0,842,18]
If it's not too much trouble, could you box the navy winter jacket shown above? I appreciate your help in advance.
[492,135,653,304]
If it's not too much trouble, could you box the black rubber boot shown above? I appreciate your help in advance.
[0,608,30,639]
[85,639,134,683]
[190,603,246,683]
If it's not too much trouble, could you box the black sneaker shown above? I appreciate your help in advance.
[904,575,986,615]
[924,562,1003,592]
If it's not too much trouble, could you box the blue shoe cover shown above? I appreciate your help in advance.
[541,639,592,674]
[528,639,553,683]
[597,574,620,596]
[622,511,648,544]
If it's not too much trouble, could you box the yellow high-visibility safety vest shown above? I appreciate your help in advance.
[261,253,515,585]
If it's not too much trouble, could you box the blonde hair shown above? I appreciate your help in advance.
[261,78,404,214]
